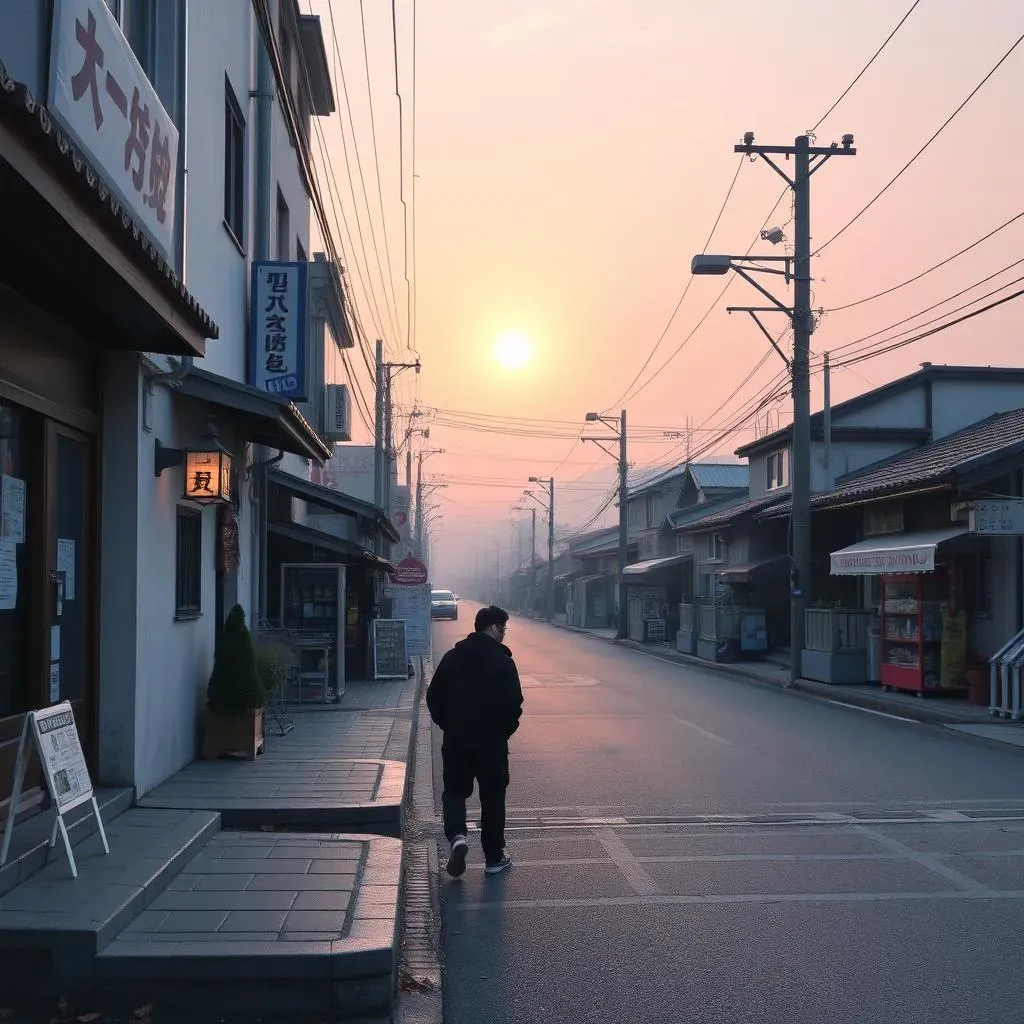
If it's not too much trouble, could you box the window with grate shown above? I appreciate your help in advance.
[175,506,202,618]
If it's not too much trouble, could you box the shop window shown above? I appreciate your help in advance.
[175,506,202,619]
[224,78,246,248]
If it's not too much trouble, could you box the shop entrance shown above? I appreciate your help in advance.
[0,400,96,824]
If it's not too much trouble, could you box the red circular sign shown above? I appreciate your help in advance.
[388,556,428,586]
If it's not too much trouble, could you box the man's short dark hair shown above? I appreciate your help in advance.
[475,605,509,632]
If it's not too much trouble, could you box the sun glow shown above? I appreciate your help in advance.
[493,331,533,371]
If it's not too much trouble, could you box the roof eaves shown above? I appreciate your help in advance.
[0,62,219,341]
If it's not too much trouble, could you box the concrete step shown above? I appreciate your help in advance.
[96,830,402,1020]
[0,786,134,897]
[0,807,219,994]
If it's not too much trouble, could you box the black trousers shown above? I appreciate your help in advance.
[441,736,509,863]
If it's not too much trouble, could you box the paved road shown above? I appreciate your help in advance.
[431,607,1024,1024]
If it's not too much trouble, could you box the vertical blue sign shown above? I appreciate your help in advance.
[249,261,308,400]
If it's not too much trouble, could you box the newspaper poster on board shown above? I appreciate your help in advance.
[0,702,109,878]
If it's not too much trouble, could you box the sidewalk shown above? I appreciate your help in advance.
[556,623,1024,746]
[0,671,422,1019]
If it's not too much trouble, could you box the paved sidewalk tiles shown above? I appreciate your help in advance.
[97,831,402,1018]
[0,808,220,966]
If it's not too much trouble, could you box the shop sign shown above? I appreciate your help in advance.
[969,499,1024,536]
[249,261,308,400]
[864,501,904,537]
[48,0,178,259]
[390,486,411,544]
[389,556,428,586]
[831,545,936,575]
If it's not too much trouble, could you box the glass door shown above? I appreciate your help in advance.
[44,422,96,766]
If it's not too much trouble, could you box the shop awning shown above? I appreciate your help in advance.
[716,555,788,583]
[829,526,967,576]
[555,568,588,585]
[622,553,692,577]
[268,520,395,571]
[268,469,400,543]
[178,368,331,463]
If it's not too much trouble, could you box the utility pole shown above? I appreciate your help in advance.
[414,451,423,555]
[691,130,856,685]
[527,476,556,620]
[584,410,629,638]
[374,339,385,511]
[513,504,537,617]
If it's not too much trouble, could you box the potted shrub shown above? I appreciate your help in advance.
[202,604,266,760]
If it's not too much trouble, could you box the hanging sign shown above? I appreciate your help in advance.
[0,702,109,878]
[388,557,428,586]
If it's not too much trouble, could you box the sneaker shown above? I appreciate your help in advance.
[484,853,512,875]
[446,835,469,878]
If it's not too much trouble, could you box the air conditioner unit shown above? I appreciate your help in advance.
[323,384,352,442]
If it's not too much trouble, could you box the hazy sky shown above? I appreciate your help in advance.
[309,0,1024,580]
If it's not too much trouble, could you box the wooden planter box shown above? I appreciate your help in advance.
[202,707,266,761]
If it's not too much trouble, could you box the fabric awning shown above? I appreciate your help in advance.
[178,368,331,462]
[622,553,692,577]
[716,555,788,583]
[268,520,395,570]
[829,526,967,576]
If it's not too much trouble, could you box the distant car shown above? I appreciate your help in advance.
[431,590,458,620]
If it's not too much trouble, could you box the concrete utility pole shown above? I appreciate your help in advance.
[584,409,629,639]
[528,476,556,620]
[374,339,385,510]
[691,130,856,685]
[513,504,537,617]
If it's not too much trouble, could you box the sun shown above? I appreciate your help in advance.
[493,331,533,370]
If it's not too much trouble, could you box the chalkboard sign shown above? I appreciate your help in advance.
[372,618,408,679]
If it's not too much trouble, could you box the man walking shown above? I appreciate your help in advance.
[426,605,523,877]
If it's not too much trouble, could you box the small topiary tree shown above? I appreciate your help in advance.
[207,604,265,713]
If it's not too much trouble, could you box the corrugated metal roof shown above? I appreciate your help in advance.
[761,407,1024,519]
[689,463,749,490]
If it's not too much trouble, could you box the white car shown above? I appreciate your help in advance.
[431,590,458,620]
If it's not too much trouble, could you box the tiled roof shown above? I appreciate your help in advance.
[761,407,1024,518]
[671,493,783,533]
[0,61,218,340]
[689,463,748,490]
[568,526,619,555]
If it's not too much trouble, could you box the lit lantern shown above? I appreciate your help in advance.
[154,420,233,506]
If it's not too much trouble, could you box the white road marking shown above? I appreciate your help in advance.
[822,699,919,724]
[501,814,1024,832]
[456,889,1024,911]
[596,827,662,896]
[854,825,993,892]
[672,715,732,745]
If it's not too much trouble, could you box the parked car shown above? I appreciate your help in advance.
[431,590,458,620]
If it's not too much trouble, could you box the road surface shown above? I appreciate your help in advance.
[430,607,1024,1024]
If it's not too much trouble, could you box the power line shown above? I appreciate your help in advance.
[816,32,1024,255]
[606,156,746,410]
[391,0,414,354]
[811,0,922,130]
[357,0,403,342]
[826,209,1024,312]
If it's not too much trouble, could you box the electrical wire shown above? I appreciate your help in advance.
[391,0,414,354]
[825,209,1024,312]
[815,32,1024,256]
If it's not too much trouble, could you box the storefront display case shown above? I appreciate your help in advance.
[280,563,346,701]
[880,573,943,693]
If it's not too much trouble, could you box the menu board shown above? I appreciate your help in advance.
[372,618,408,679]
[384,582,431,656]
[33,702,93,811]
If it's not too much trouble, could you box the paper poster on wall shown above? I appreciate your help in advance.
[1,474,25,544]
[49,663,60,703]
[57,539,75,601]
[0,539,16,610]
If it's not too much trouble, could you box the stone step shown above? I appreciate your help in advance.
[0,786,134,897]
[0,806,220,995]
[95,830,402,1020]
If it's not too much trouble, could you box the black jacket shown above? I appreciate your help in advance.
[426,632,524,744]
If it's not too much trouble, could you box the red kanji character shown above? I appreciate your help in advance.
[71,10,105,131]
[124,87,151,192]
[147,120,172,223]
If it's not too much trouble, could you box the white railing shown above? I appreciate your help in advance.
[989,627,1024,720]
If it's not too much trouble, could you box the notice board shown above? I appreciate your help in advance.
[384,582,431,656]
[372,618,408,679]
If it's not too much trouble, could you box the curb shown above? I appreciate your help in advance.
[554,623,1002,728]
